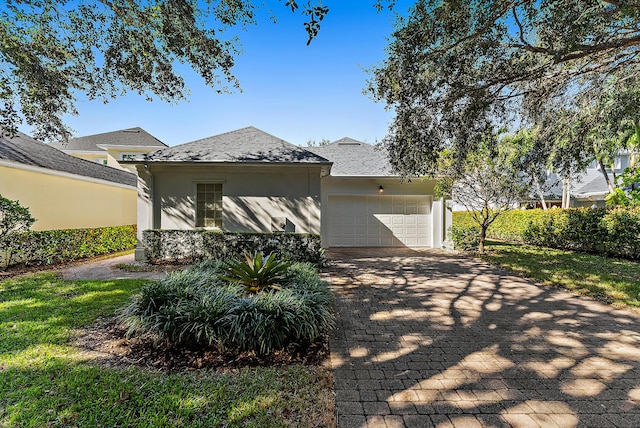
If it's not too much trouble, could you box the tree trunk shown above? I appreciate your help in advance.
[533,174,547,210]
[562,177,568,208]
[598,158,616,194]
[479,225,487,253]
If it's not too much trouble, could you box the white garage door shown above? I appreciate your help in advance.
[327,195,432,247]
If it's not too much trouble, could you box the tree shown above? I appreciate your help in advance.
[439,136,528,252]
[500,128,556,210]
[0,195,35,269]
[368,0,640,177]
[306,138,331,147]
[0,0,330,142]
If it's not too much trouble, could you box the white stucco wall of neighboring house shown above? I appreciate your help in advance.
[135,163,323,242]
[0,161,137,231]
[319,176,449,248]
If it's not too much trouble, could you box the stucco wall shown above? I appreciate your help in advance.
[0,163,136,231]
[136,164,323,236]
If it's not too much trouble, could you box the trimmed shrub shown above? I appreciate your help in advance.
[449,224,481,251]
[522,207,638,258]
[604,207,640,259]
[3,225,136,267]
[142,230,325,266]
[119,257,335,355]
[453,209,547,243]
[454,207,640,260]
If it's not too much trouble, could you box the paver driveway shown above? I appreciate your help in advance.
[326,248,640,428]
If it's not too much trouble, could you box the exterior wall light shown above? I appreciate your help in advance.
[379,185,384,194]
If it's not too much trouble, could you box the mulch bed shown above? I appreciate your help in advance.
[74,317,330,373]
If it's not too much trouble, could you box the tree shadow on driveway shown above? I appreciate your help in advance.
[326,248,640,427]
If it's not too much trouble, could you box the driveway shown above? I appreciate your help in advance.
[326,248,640,428]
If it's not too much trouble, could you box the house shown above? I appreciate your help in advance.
[50,127,167,172]
[124,127,450,259]
[0,132,137,230]
[525,152,638,209]
[307,138,450,248]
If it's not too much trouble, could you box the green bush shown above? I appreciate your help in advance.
[220,251,291,293]
[604,207,640,259]
[449,224,481,251]
[5,225,136,267]
[119,258,335,355]
[0,195,36,268]
[142,230,325,266]
[453,209,546,242]
[454,207,640,260]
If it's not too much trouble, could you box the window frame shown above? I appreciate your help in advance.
[195,182,224,229]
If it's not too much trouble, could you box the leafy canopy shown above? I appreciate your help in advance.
[368,0,640,177]
[0,0,330,142]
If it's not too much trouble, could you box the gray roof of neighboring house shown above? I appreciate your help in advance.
[0,132,137,187]
[50,127,167,151]
[305,138,394,176]
[538,168,612,200]
[135,126,331,164]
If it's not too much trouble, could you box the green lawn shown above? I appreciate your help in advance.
[479,241,640,308]
[0,273,334,427]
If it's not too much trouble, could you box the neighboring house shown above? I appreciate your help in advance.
[0,132,137,231]
[124,127,450,259]
[50,127,167,172]
[526,152,637,209]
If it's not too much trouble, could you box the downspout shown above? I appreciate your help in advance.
[307,167,312,233]
[145,163,155,229]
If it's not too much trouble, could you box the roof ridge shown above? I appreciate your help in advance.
[183,126,288,146]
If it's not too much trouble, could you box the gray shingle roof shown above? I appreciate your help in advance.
[51,127,166,151]
[0,132,137,187]
[138,126,330,164]
[306,138,394,176]
[537,169,612,200]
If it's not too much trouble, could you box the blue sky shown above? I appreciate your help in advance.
[53,2,413,147]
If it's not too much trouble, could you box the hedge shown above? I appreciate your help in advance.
[453,208,640,260]
[142,230,325,266]
[1,225,137,267]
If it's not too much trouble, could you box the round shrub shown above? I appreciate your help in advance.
[118,258,335,355]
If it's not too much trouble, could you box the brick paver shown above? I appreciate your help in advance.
[327,248,640,427]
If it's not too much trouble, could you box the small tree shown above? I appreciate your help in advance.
[0,195,35,268]
[440,139,528,252]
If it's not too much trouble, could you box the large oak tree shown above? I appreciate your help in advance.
[368,0,640,178]
[0,0,330,142]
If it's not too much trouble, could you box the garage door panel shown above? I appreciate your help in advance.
[328,195,432,247]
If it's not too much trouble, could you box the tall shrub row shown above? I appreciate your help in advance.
[453,208,640,260]
[524,208,640,259]
[2,225,137,267]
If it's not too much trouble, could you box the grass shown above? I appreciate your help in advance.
[479,241,640,309]
[0,272,335,427]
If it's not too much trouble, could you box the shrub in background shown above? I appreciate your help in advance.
[604,207,640,259]
[5,225,136,267]
[455,207,640,260]
[119,257,335,355]
[0,195,35,268]
[449,224,481,251]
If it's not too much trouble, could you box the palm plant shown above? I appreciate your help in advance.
[219,251,291,293]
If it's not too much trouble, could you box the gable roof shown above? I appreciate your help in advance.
[136,126,330,164]
[306,138,394,176]
[51,127,167,151]
[533,168,613,201]
[0,132,137,187]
